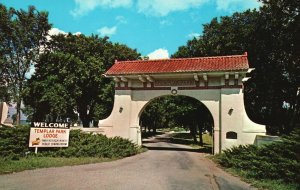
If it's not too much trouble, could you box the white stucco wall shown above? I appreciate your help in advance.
[220,88,265,150]
[98,74,266,154]
[0,102,8,124]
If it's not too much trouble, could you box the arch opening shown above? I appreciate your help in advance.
[139,95,214,153]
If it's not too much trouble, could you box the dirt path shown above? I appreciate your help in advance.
[0,133,256,190]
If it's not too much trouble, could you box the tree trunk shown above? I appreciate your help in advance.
[190,125,197,143]
[153,125,157,134]
[79,111,90,128]
[289,95,300,134]
[82,117,90,127]
[198,124,203,146]
[16,101,21,125]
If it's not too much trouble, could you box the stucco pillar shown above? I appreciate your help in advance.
[0,102,8,125]
[220,88,266,151]
[98,90,133,138]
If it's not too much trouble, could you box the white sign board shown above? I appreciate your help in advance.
[29,122,70,147]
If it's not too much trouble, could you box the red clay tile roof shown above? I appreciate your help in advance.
[105,53,249,76]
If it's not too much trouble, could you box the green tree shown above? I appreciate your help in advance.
[167,96,213,145]
[0,4,51,124]
[24,34,140,127]
[140,98,167,134]
[256,0,300,134]
[172,10,260,58]
[140,95,213,145]
[0,56,9,102]
[172,0,300,135]
[0,80,9,102]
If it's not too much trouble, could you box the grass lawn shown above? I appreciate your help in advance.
[0,157,115,174]
[158,127,188,133]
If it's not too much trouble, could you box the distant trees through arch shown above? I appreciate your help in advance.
[139,95,214,146]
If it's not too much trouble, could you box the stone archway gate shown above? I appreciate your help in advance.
[98,53,266,154]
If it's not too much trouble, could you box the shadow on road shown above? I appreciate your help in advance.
[143,146,212,154]
[142,133,213,154]
[142,137,170,143]
[141,132,164,139]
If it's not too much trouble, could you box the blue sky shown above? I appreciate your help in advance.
[1,0,261,59]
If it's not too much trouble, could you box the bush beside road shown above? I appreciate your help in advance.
[0,125,141,174]
[212,129,300,190]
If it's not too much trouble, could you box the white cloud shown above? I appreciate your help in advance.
[147,48,169,60]
[48,28,82,38]
[48,28,67,36]
[216,0,261,12]
[73,32,82,35]
[115,15,127,24]
[160,19,172,26]
[97,26,117,36]
[46,28,67,41]
[137,0,208,16]
[187,32,200,39]
[70,0,261,18]
[71,0,133,17]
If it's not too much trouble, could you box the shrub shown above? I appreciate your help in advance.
[46,130,139,158]
[0,125,31,158]
[214,129,300,184]
[0,126,139,159]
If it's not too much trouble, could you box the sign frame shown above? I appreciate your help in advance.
[29,122,70,148]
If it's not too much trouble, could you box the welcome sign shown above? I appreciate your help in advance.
[29,122,70,147]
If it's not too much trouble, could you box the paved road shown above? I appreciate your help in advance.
[0,133,256,190]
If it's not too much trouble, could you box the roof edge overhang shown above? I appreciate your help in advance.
[103,69,249,78]
[104,53,250,77]
[113,53,248,64]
